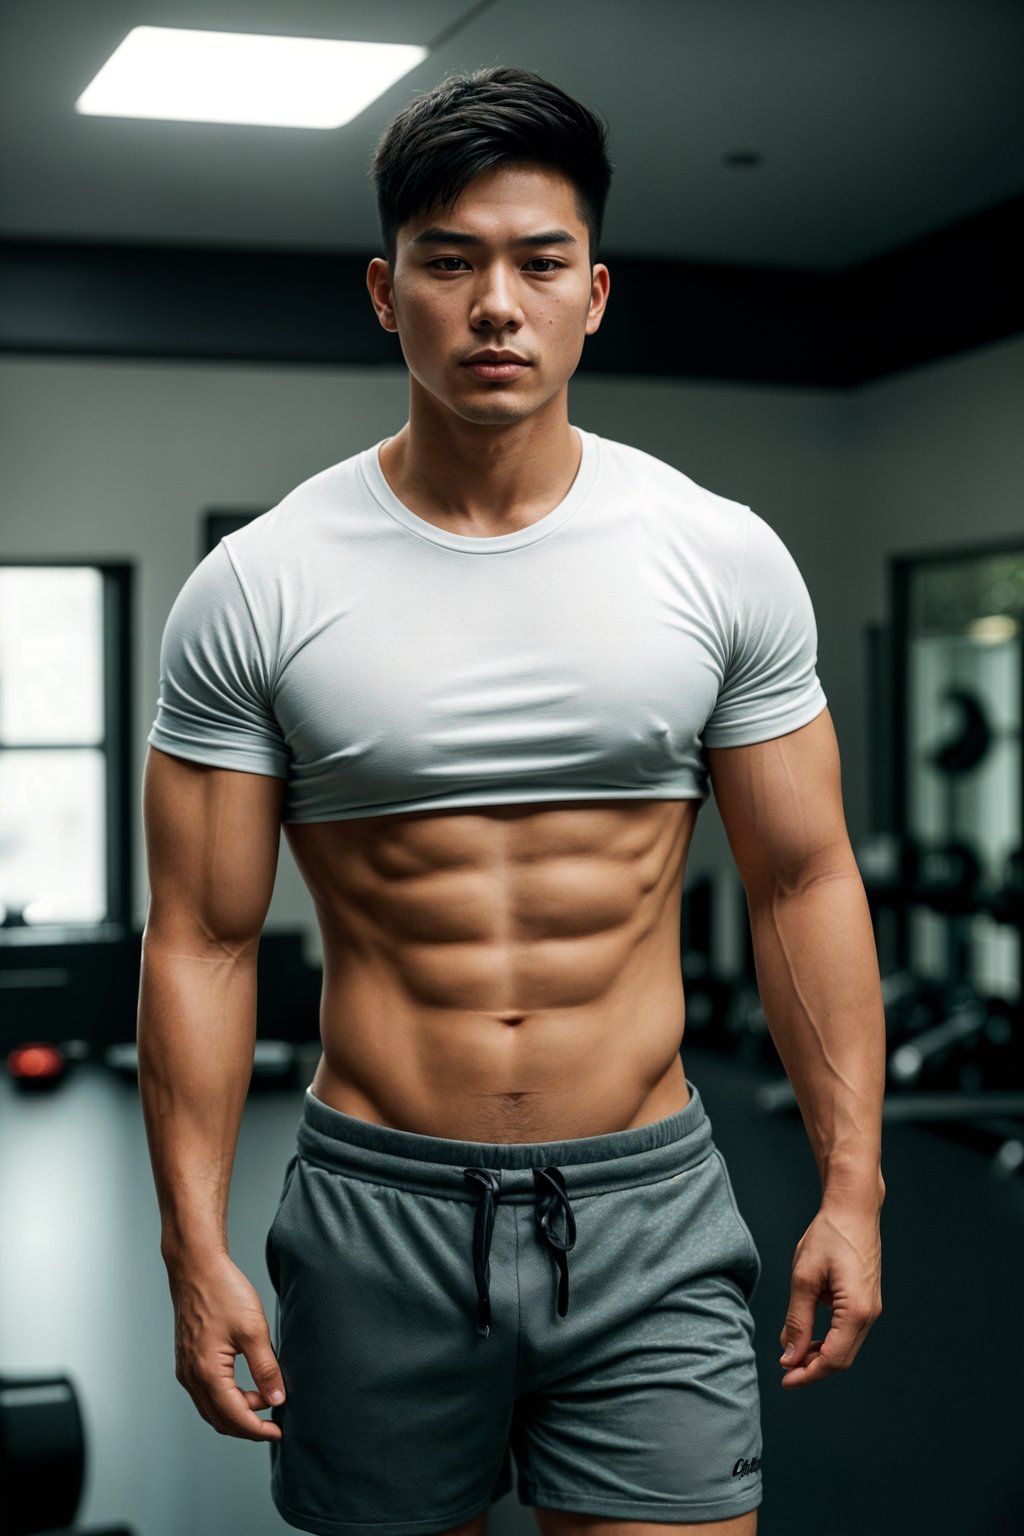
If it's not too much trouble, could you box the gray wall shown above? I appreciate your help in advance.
[1,332,1021,963]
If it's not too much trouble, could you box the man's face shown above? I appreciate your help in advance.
[367,161,610,427]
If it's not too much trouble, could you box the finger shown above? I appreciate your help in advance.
[207,1376,284,1440]
[780,1343,842,1389]
[818,1317,869,1372]
[782,1311,875,1385]
[239,1385,285,1435]
[243,1342,287,1409]
[779,1280,818,1366]
[781,1356,834,1388]
[780,1336,824,1371]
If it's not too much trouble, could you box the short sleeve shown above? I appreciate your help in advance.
[702,509,827,747]
[147,541,289,776]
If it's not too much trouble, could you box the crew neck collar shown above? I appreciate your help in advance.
[359,426,598,553]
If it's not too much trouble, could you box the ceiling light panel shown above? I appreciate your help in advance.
[75,26,427,130]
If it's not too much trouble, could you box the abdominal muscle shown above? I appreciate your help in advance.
[283,798,701,1144]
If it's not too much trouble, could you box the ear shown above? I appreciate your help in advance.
[585,263,611,336]
[366,257,398,333]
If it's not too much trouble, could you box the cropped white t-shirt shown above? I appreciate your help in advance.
[147,427,827,823]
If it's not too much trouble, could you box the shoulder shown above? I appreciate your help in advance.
[222,446,369,564]
[588,429,751,552]
[211,443,383,628]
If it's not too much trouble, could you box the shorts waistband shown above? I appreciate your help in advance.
[294,1076,713,1200]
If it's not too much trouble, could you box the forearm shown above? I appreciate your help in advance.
[136,929,258,1273]
[747,858,886,1206]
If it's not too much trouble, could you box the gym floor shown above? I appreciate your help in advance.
[1,1040,1021,1536]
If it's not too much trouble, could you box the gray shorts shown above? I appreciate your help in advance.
[265,1075,763,1535]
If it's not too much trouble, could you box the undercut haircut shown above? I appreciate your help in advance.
[369,65,614,269]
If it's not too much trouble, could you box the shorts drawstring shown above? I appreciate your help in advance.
[532,1166,576,1320]
[463,1164,577,1339]
[463,1167,501,1338]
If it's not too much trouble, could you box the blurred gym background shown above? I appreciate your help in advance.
[1,3,1022,1534]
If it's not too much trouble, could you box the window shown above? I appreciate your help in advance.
[0,562,132,931]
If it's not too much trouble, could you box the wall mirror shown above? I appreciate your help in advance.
[892,540,1024,998]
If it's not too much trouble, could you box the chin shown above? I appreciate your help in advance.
[454,400,537,426]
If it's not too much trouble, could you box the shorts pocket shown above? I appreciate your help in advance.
[265,1152,300,1293]
[712,1148,762,1300]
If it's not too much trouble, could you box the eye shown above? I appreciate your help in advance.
[426,257,565,274]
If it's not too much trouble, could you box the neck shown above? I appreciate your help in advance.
[380,386,579,530]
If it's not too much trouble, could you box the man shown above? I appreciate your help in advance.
[138,65,885,1536]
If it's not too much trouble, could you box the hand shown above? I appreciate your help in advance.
[167,1251,286,1439]
[778,1195,882,1389]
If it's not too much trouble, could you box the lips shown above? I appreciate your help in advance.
[463,355,530,366]
[462,356,532,381]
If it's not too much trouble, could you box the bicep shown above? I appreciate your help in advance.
[705,707,852,898]
[142,744,285,955]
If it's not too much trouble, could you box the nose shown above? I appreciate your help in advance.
[468,262,524,333]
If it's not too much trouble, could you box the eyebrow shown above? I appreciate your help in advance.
[409,227,579,249]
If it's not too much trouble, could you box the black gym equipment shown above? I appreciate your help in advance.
[679,875,733,1047]
[751,565,1024,1179]
[928,685,992,777]
[888,986,985,1089]
[866,585,1022,1159]
[0,1370,135,1535]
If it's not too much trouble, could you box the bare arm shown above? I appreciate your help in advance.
[707,707,885,1389]
[138,744,285,1270]
[707,706,885,1204]
[138,745,292,1443]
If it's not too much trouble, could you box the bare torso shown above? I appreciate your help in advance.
[284,798,701,1144]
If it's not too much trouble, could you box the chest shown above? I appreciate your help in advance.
[271,526,730,787]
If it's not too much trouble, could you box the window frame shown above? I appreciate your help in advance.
[0,558,134,935]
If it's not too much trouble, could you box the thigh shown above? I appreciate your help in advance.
[534,1510,756,1534]
[512,1145,763,1527]
[265,1153,518,1533]
[438,1517,490,1536]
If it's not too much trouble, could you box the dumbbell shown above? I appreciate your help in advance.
[0,1370,84,1534]
[888,988,990,1089]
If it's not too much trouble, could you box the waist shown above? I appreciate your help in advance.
[294,1073,712,1199]
[309,984,691,1142]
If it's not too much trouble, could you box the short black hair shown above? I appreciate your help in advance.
[369,65,613,269]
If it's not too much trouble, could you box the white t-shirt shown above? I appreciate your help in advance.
[147,426,827,823]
